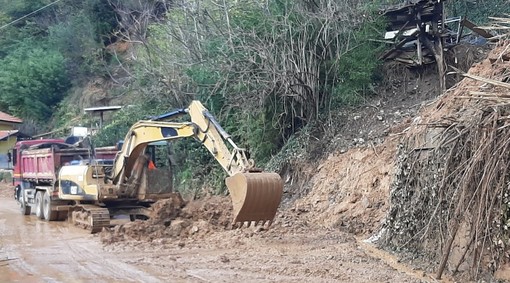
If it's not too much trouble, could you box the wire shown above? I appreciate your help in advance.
[0,0,63,31]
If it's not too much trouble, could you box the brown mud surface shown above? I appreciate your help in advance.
[96,191,435,281]
[0,182,13,198]
[0,193,429,282]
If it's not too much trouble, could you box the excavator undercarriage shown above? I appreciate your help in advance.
[70,206,111,233]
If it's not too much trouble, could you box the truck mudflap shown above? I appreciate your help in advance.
[225,172,283,227]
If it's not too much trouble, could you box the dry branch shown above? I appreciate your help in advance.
[451,67,510,90]
[383,90,510,279]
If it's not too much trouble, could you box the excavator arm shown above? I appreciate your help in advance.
[187,101,254,175]
[186,101,283,225]
[111,101,283,226]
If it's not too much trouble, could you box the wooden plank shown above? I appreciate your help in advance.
[461,18,493,38]
[379,36,416,60]
[461,72,510,90]
[416,34,423,65]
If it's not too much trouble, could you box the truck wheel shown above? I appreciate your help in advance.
[35,191,44,219]
[20,201,31,215]
[17,187,31,215]
[43,192,58,221]
[20,196,31,216]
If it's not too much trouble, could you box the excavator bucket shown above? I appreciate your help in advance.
[225,172,283,227]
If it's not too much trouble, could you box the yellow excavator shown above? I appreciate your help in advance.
[15,101,283,232]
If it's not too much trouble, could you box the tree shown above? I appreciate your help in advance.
[0,42,70,121]
[104,0,386,169]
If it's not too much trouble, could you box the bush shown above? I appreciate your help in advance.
[0,42,70,121]
[0,170,13,183]
[446,0,510,24]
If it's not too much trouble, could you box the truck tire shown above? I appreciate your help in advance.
[20,196,31,216]
[17,187,31,215]
[35,191,44,219]
[43,192,58,221]
[20,201,31,215]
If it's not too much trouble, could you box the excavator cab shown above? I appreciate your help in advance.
[143,142,174,198]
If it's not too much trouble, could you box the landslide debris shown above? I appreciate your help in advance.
[100,193,233,244]
[380,41,510,281]
[273,43,488,237]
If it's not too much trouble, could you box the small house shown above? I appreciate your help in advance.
[0,111,23,169]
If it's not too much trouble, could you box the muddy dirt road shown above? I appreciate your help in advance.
[0,194,431,283]
[0,196,165,283]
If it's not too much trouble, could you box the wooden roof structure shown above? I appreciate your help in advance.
[0,111,22,124]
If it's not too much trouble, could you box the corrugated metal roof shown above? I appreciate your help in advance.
[0,130,19,140]
[0,111,22,123]
[84,106,122,112]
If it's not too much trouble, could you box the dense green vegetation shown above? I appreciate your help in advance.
[0,0,508,193]
[0,0,117,122]
[446,0,510,24]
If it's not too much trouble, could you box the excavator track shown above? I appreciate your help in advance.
[70,206,110,233]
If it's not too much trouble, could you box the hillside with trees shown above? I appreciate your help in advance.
[1,0,509,191]
[2,0,510,281]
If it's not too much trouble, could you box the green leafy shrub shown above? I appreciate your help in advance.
[0,171,13,183]
[0,42,70,121]
[446,0,510,24]
[333,15,386,106]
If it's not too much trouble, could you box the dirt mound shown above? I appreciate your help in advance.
[179,195,233,227]
[290,139,400,235]
[100,194,233,244]
[147,193,186,224]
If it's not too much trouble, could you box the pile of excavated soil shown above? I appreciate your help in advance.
[290,138,401,235]
[100,194,233,244]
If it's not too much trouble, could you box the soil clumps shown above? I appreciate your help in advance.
[100,193,233,243]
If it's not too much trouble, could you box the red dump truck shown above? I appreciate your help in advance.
[11,139,117,219]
